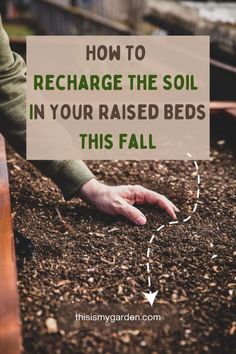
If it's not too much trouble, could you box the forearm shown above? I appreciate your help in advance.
[0,15,94,199]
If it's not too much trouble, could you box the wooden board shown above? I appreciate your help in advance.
[210,101,236,119]
[0,135,22,354]
[147,0,236,57]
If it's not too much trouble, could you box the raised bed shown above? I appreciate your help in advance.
[8,111,236,353]
[0,135,22,354]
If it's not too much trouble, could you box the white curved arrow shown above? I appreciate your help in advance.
[142,290,159,306]
[143,153,200,306]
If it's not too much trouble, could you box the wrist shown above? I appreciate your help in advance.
[79,178,102,203]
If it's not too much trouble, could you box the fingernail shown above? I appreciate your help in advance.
[135,215,146,225]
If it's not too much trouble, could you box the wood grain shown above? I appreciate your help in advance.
[0,135,22,354]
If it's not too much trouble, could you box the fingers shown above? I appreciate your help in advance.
[131,185,179,220]
[115,200,147,225]
[155,195,177,220]
[162,195,180,213]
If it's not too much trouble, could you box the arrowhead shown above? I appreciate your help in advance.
[142,290,159,306]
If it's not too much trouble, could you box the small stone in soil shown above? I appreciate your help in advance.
[45,317,58,333]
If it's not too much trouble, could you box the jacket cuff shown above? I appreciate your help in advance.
[51,160,95,200]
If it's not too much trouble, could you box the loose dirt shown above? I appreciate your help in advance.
[8,115,236,353]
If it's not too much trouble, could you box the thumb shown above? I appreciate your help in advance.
[118,202,147,225]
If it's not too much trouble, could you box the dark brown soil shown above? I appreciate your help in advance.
[8,116,236,354]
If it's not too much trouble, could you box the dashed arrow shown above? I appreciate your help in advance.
[142,290,159,306]
[143,153,200,306]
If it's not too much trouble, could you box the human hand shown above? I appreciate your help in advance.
[79,178,179,225]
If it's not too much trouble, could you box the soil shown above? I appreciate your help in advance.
[8,115,236,354]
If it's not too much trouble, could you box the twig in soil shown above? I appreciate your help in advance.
[55,207,62,220]
[55,207,76,235]
[100,256,116,265]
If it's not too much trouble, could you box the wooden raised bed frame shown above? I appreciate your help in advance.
[0,135,22,354]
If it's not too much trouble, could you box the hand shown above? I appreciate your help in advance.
[79,178,179,225]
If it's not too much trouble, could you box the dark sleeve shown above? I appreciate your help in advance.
[0,15,94,199]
